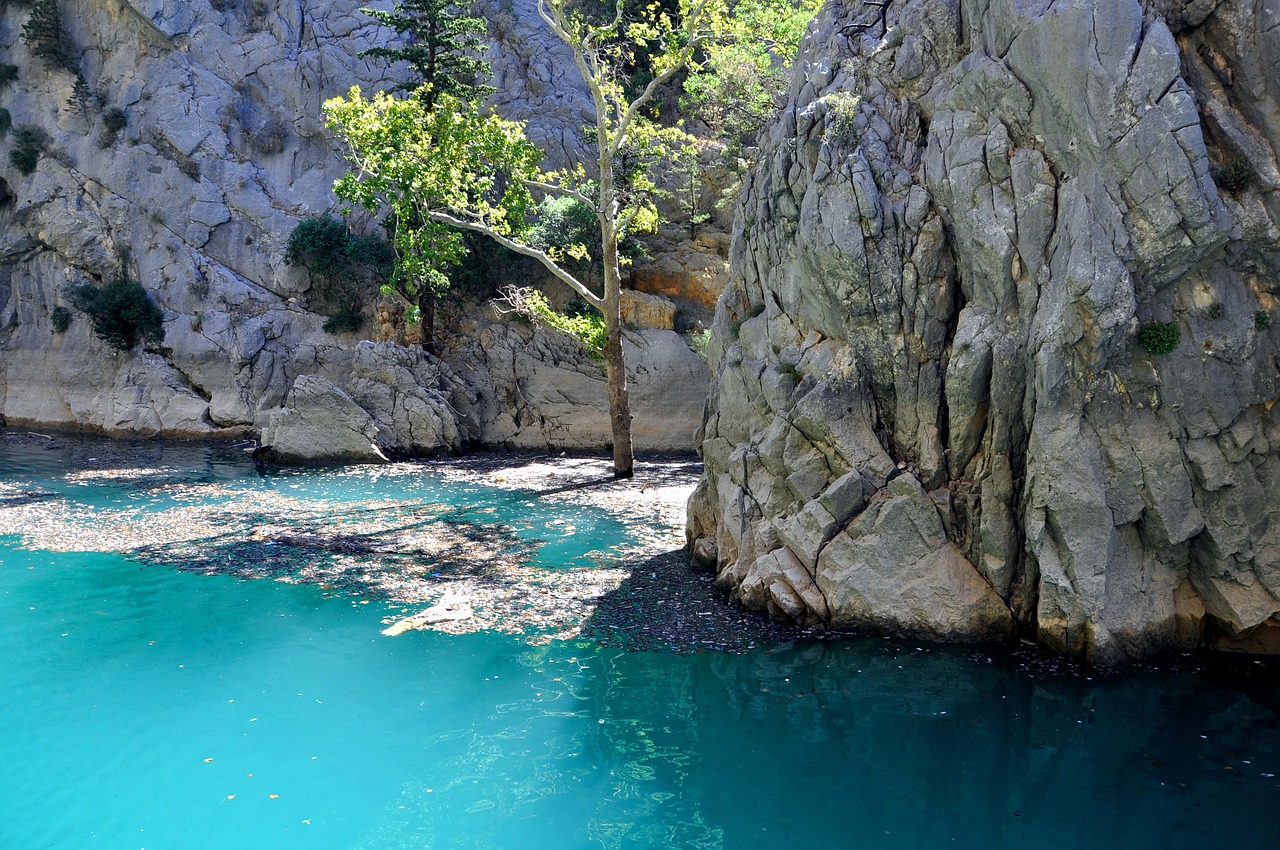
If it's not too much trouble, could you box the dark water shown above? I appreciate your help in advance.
[1,434,1277,849]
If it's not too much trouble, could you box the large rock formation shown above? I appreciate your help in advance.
[689,0,1280,662]
[0,0,709,454]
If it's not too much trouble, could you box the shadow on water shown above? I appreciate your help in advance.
[132,506,537,592]
[583,548,816,653]
[564,633,1280,850]
[0,490,63,507]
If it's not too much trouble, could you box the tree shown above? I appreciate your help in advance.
[681,0,819,145]
[327,0,719,479]
[358,0,496,348]
[22,0,77,74]
[361,0,493,109]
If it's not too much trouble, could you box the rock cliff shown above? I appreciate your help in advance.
[689,0,1280,662]
[0,0,709,454]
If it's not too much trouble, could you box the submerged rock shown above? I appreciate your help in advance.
[690,0,1280,663]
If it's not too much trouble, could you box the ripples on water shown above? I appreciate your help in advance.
[1,434,1278,849]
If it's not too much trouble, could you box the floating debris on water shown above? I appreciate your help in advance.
[0,433,814,651]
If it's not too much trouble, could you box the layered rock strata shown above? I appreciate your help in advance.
[689,0,1280,662]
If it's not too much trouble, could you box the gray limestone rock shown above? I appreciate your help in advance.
[260,375,387,464]
[0,0,708,456]
[439,311,709,452]
[690,0,1280,662]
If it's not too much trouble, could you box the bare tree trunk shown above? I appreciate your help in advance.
[418,292,437,356]
[601,217,634,479]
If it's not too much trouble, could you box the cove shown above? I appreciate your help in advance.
[1,435,1278,849]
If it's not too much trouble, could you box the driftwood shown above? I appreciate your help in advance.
[382,589,474,636]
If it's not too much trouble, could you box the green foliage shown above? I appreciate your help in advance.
[504,286,606,357]
[328,89,545,296]
[682,0,819,143]
[50,305,71,333]
[528,194,604,287]
[1214,156,1255,194]
[103,106,127,133]
[1136,321,1180,356]
[68,252,166,351]
[360,0,493,108]
[689,326,712,360]
[22,0,78,73]
[824,91,863,148]
[1256,310,1271,332]
[446,233,518,298]
[0,65,18,88]
[68,73,97,114]
[285,215,392,318]
[1207,302,1224,320]
[98,106,127,147]
[0,109,11,137]
[9,125,46,175]
[285,215,381,280]
[322,308,365,334]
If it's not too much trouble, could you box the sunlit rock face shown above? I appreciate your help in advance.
[0,0,705,453]
[689,0,1280,663]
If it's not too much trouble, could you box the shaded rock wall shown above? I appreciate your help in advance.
[689,0,1280,662]
[0,0,706,452]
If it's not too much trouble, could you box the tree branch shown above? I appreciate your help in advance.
[618,204,642,233]
[425,210,605,311]
[583,0,625,48]
[522,178,598,210]
[609,0,716,156]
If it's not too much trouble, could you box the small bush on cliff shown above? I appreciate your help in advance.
[285,215,392,322]
[0,65,18,88]
[98,106,127,147]
[103,106,127,134]
[825,92,863,149]
[1256,310,1272,332]
[0,109,11,137]
[9,125,46,175]
[50,305,71,333]
[1214,156,1255,194]
[1136,321,1180,356]
[68,252,166,351]
[690,327,713,361]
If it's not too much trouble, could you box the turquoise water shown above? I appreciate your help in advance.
[2,438,1279,849]
[1,438,628,570]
